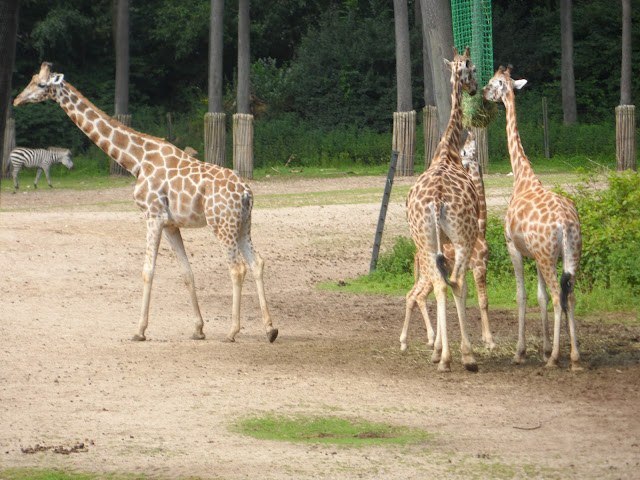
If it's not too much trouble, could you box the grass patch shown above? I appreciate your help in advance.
[233,413,432,446]
[0,469,156,480]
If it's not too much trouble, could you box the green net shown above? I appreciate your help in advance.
[451,0,496,128]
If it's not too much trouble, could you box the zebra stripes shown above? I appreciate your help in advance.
[6,147,74,190]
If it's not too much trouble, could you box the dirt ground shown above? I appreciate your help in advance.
[0,174,639,479]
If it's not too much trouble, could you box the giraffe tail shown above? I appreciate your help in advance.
[560,272,572,316]
[432,200,453,287]
[559,218,576,318]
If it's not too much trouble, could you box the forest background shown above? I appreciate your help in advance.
[7,0,639,174]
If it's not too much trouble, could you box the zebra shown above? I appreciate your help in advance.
[6,147,74,191]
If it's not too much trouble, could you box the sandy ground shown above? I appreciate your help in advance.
[0,174,639,479]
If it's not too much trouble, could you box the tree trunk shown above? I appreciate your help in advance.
[0,0,19,190]
[233,113,254,179]
[205,0,226,165]
[114,0,129,117]
[2,118,15,179]
[419,0,454,136]
[620,0,632,105]
[393,111,416,176]
[416,0,435,107]
[237,0,250,115]
[560,0,577,124]
[205,112,227,167]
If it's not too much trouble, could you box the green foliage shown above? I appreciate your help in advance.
[557,171,640,301]
[375,236,416,276]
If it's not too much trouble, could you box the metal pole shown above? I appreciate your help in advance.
[370,151,399,272]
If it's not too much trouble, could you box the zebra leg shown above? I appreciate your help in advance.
[12,165,20,190]
[34,168,43,188]
[44,166,54,188]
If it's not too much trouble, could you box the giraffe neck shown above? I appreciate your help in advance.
[54,82,146,176]
[503,90,539,190]
[437,74,464,162]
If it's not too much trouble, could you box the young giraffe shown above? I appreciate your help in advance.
[482,66,581,370]
[14,62,278,344]
[401,130,495,352]
[404,47,480,372]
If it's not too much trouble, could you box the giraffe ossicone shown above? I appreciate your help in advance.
[14,62,278,344]
[482,65,581,371]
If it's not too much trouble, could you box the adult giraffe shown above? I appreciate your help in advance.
[401,130,495,353]
[482,65,581,370]
[404,47,480,372]
[14,62,278,344]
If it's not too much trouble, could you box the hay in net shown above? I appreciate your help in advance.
[462,94,497,129]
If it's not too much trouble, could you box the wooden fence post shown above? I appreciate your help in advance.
[370,151,399,272]
[423,105,438,170]
[616,104,637,171]
[233,113,254,179]
[205,112,227,167]
[111,114,131,176]
[472,126,489,174]
[393,111,416,176]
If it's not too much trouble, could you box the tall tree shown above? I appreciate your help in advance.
[233,0,254,178]
[113,0,131,175]
[419,0,454,136]
[205,0,226,166]
[620,0,632,106]
[616,0,635,171]
[393,0,415,176]
[560,0,577,124]
[0,0,20,188]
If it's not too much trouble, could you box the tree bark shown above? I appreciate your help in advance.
[114,0,130,117]
[419,0,454,137]
[560,0,577,124]
[393,111,416,176]
[233,113,254,179]
[0,0,20,189]
[394,0,412,112]
[620,0,632,105]
[416,0,435,107]
[237,0,250,114]
[206,0,226,165]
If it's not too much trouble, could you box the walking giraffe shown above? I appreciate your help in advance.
[401,130,495,352]
[404,47,480,372]
[14,62,278,344]
[482,66,581,370]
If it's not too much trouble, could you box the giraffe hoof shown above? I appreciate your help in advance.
[191,332,206,340]
[131,334,146,342]
[223,336,236,343]
[545,359,559,369]
[267,329,278,343]
[437,362,451,373]
[464,362,479,373]
[571,362,583,372]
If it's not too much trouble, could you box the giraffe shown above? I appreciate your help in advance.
[404,46,480,372]
[482,65,581,370]
[400,130,495,353]
[14,62,278,344]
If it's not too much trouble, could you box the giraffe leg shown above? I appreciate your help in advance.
[401,257,435,351]
[538,263,562,368]
[451,275,478,372]
[417,282,436,348]
[536,265,552,360]
[163,226,206,340]
[239,237,278,343]
[566,283,582,371]
[472,265,495,350]
[433,280,450,371]
[132,217,164,341]
[507,240,527,364]
[225,260,247,342]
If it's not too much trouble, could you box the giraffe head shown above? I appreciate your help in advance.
[482,65,527,104]
[444,46,478,96]
[14,62,65,107]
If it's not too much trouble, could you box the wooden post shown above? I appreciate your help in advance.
[472,126,489,174]
[423,105,438,170]
[205,112,227,167]
[393,110,416,176]
[111,114,131,176]
[542,97,551,159]
[616,105,637,171]
[2,118,15,179]
[233,113,254,179]
[370,151,399,272]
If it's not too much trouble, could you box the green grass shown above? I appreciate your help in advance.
[0,469,157,480]
[233,413,433,446]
